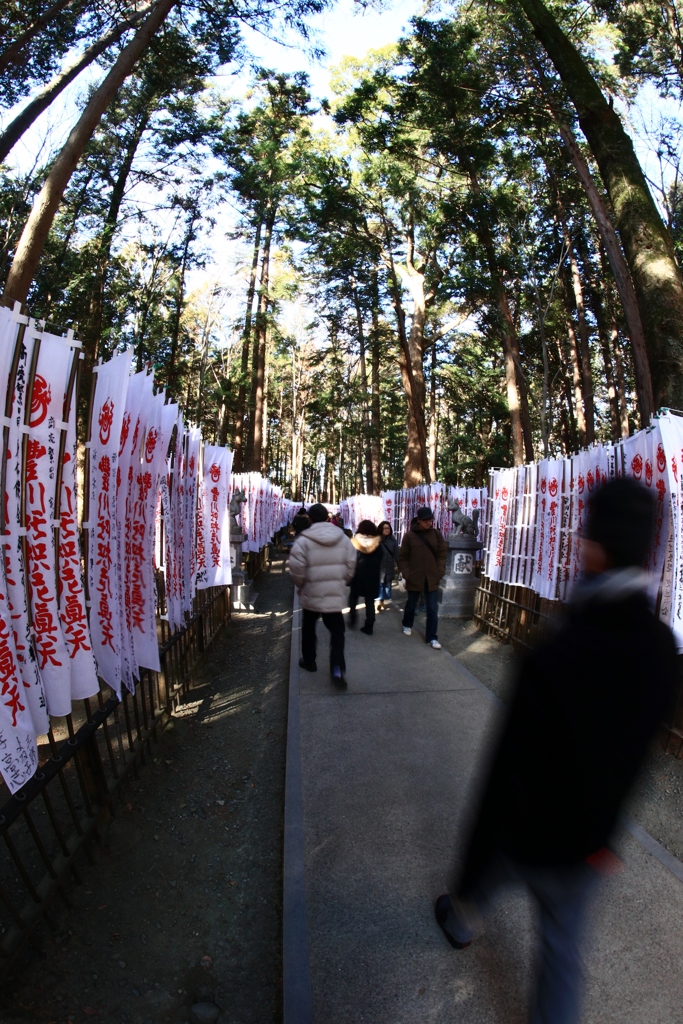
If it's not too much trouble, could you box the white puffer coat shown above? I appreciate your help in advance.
[288,523,357,612]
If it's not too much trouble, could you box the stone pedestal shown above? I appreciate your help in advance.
[438,534,483,618]
[230,532,256,611]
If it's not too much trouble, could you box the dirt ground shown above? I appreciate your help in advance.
[1,553,293,1024]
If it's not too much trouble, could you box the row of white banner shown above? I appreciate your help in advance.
[340,483,488,542]
[0,305,296,795]
[484,414,683,650]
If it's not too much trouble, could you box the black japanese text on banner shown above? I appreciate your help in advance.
[87,349,133,696]
[59,392,98,700]
[0,306,39,793]
[25,328,74,717]
[2,313,48,737]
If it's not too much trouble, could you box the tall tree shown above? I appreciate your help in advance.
[512,0,683,410]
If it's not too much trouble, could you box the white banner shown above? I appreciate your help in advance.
[25,330,73,717]
[198,446,232,588]
[132,393,167,673]
[657,416,683,647]
[116,370,150,693]
[3,321,49,736]
[59,395,99,700]
[184,427,201,605]
[0,308,40,792]
[87,349,133,695]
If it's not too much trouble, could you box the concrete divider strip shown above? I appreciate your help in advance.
[283,589,313,1024]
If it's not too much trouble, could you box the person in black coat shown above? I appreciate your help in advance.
[435,477,678,1024]
[292,507,310,536]
[349,520,383,635]
[377,520,399,609]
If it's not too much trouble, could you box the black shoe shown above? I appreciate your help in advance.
[434,894,471,950]
[360,625,373,635]
[348,614,356,628]
[331,665,347,688]
[299,658,317,672]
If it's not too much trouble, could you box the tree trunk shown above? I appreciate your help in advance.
[587,271,620,439]
[249,202,275,472]
[516,0,683,410]
[467,165,532,463]
[0,5,152,164]
[550,113,653,422]
[611,324,631,438]
[2,0,178,306]
[234,215,262,471]
[595,302,620,440]
[565,232,595,444]
[565,314,587,447]
[84,108,151,363]
[370,270,382,491]
[165,213,196,396]
[352,284,374,493]
[382,222,430,485]
[0,0,82,73]
[428,341,437,481]
[603,275,631,437]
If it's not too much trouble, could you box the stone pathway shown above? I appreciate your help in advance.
[285,597,683,1024]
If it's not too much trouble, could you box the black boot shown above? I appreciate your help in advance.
[331,665,347,688]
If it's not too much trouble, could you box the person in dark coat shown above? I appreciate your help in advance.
[398,507,447,648]
[377,521,399,610]
[349,520,383,635]
[292,506,310,536]
[435,477,678,1024]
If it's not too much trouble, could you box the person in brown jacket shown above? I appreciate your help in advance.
[398,506,447,648]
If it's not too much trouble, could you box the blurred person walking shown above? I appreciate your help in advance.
[288,502,356,687]
[377,520,399,610]
[398,507,447,649]
[349,520,383,636]
[435,477,678,1024]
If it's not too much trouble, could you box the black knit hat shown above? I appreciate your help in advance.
[416,506,434,521]
[308,503,329,523]
[585,476,655,568]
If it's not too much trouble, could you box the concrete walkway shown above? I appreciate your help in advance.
[284,596,683,1024]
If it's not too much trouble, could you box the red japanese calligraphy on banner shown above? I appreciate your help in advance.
[183,428,201,606]
[87,349,133,696]
[116,370,150,693]
[0,306,40,793]
[197,446,232,589]
[132,392,168,674]
[59,404,98,700]
[0,313,48,740]
[25,330,72,717]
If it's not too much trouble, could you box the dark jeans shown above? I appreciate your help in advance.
[349,585,376,630]
[446,854,599,1024]
[402,582,439,642]
[301,608,345,671]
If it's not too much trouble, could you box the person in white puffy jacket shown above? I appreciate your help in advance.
[288,503,357,686]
